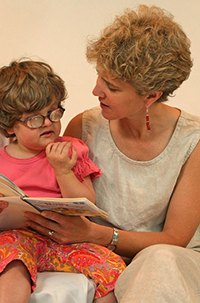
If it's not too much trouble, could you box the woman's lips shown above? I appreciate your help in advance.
[100,102,109,109]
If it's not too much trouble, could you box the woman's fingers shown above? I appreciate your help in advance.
[24,211,59,230]
[24,210,92,244]
[24,211,69,244]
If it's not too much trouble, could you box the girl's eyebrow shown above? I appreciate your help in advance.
[50,100,60,107]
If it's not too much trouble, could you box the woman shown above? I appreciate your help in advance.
[1,5,200,302]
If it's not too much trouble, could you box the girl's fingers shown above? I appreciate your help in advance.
[46,141,72,156]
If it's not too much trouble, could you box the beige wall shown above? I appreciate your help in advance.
[1,0,200,134]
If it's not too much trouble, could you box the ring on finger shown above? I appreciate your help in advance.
[48,230,55,236]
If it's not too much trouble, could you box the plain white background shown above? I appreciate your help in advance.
[1,0,200,134]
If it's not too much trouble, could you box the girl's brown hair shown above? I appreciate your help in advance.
[0,59,67,137]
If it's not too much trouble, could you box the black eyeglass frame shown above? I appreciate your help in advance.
[17,107,65,129]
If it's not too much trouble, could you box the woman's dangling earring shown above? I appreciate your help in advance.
[146,107,151,130]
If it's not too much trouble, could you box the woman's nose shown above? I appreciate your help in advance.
[92,77,106,98]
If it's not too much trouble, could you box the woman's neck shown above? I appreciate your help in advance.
[109,104,181,161]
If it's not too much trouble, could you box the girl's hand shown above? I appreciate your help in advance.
[24,210,93,245]
[46,141,78,175]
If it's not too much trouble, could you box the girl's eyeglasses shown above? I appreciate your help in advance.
[17,107,65,129]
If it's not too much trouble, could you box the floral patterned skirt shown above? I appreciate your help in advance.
[0,228,125,298]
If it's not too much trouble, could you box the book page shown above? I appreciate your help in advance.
[0,173,27,197]
[0,196,39,230]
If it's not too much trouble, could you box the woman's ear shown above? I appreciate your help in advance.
[144,91,163,107]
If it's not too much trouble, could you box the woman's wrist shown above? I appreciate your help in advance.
[105,228,119,251]
[89,222,114,247]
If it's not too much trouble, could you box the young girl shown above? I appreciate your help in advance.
[0,59,125,303]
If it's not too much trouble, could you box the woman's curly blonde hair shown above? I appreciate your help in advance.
[0,59,67,137]
[86,5,193,101]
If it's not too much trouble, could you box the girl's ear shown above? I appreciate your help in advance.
[6,127,15,135]
[144,91,163,107]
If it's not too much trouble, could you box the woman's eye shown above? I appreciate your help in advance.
[108,87,117,92]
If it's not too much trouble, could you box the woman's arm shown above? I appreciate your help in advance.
[24,146,200,255]
[114,141,200,257]
[24,210,113,246]
[63,113,83,139]
[24,117,200,258]
[116,140,200,257]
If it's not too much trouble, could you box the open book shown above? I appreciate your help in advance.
[0,173,108,230]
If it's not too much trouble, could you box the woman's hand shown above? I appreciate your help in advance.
[24,210,94,245]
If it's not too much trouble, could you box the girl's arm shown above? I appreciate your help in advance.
[46,141,95,203]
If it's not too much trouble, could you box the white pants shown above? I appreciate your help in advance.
[115,244,200,303]
[29,272,95,303]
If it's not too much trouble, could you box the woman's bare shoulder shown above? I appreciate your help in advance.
[63,113,83,139]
